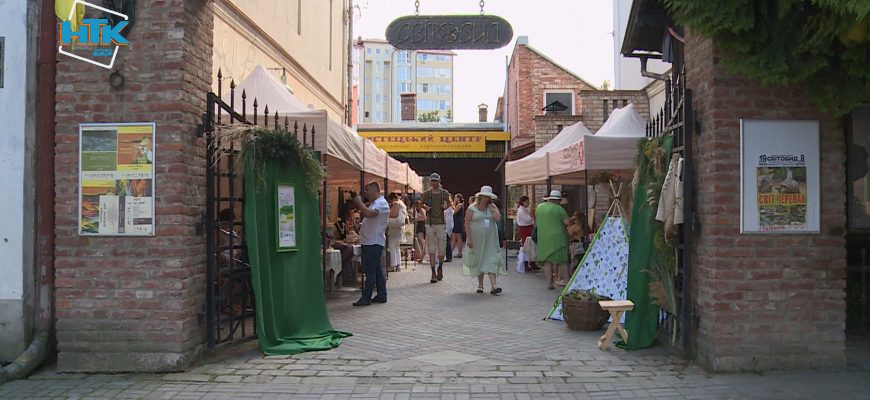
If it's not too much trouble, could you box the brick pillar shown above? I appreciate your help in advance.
[401,93,417,122]
[686,33,846,371]
[54,0,213,372]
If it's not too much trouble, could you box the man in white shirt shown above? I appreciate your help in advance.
[352,181,391,306]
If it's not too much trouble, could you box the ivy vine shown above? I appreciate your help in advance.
[662,0,870,115]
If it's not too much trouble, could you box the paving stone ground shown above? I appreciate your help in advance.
[2,257,869,399]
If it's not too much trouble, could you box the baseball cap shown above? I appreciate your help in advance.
[429,173,441,182]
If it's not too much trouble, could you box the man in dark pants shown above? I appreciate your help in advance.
[352,181,390,306]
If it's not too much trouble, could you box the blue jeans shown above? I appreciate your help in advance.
[360,244,386,303]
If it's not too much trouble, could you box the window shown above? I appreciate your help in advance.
[398,66,410,80]
[418,54,428,62]
[398,82,411,92]
[398,51,410,64]
[367,48,372,54]
[544,91,574,115]
[437,68,451,78]
[418,83,429,93]
[376,48,381,54]
[375,111,382,121]
[365,95,370,102]
[375,95,381,103]
[417,67,433,77]
[375,78,382,91]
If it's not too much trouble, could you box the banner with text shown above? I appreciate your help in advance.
[359,131,509,153]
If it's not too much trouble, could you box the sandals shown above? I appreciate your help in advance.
[490,287,502,295]
[476,287,484,294]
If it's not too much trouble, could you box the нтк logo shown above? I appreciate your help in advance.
[58,1,129,69]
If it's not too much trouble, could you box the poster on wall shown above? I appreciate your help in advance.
[740,119,820,233]
[276,183,297,251]
[79,123,156,236]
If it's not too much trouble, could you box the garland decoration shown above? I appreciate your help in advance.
[213,126,324,196]
[662,0,870,116]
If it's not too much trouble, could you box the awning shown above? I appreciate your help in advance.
[505,122,592,185]
[506,105,648,186]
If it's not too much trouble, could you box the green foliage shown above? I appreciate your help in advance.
[417,110,441,122]
[564,288,608,302]
[662,0,870,115]
[239,128,324,196]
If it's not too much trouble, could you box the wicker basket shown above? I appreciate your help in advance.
[562,296,610,331]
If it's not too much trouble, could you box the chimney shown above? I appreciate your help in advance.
[517,36,529,46]
[478,103,488,122]
[401,93,417,122]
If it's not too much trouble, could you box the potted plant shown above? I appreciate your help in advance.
[562,289,611,331]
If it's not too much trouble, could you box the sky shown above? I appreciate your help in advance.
[353,0,616,123]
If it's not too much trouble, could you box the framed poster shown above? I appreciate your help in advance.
[276,183,297,251]
[740,119,820,233]
[79,123,156,236]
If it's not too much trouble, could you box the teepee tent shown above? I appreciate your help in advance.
[547,182,630,321]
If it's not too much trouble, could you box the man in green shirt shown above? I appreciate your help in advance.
[535,190,571,290]
[422,173,451,283]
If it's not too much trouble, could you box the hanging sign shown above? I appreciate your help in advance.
[386,15,513,50]
[740,119,820,233]
[79,123,156,236]
[276,183,298,251]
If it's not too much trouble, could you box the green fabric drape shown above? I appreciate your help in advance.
[244,159,351,356]
[621,136,673,350]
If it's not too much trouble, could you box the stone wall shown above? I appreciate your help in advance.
[54,0,213,372]
[685,33,847,371]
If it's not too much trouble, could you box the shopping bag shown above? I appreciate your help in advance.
[522,236,537,262]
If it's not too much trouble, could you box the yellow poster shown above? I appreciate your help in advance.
[79,123,156,236]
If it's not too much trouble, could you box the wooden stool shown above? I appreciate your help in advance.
[597,300,634,350]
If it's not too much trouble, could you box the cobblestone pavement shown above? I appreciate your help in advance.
[2,258,869,399]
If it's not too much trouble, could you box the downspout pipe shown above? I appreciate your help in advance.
[2,0,57,383]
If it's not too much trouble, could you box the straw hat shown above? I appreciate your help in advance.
[544,190,562,200]
[475,185,498,199]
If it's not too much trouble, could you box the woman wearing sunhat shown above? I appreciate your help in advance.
[535,190,571,290]
[463,186,507,295]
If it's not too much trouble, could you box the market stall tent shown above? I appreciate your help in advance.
[548,104,647,184]
[221,65,363,185]
[504,122,593,185]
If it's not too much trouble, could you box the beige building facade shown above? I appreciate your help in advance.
[212,0,348,121]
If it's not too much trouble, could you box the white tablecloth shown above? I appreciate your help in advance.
[324,249,341,274]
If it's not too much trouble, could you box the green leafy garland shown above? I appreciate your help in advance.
[662,0,870,116]
[216,127,324,196]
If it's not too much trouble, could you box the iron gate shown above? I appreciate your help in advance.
[202,69,319,349]
[645,62,694,355]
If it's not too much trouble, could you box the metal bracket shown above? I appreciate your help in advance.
[196,211,206,236]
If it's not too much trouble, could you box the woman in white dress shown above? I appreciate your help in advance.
[387,193,408,272]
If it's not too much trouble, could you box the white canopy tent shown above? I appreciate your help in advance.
[505,122,593,185]
[505,104,648,186]
[222,66,421,190]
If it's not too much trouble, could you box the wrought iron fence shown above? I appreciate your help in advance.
[645,64,694,355]
[201,69,318,349]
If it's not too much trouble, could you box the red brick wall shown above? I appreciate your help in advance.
[506,44,597,147]
[685,34,847,371]
[54,0,213,372]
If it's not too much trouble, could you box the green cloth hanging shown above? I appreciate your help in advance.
[620,135,673,350]
[244,159,351,355]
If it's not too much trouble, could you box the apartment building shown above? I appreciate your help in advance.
[356,39,454,123]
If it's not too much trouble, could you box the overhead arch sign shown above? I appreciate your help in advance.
[386,15,513,50]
